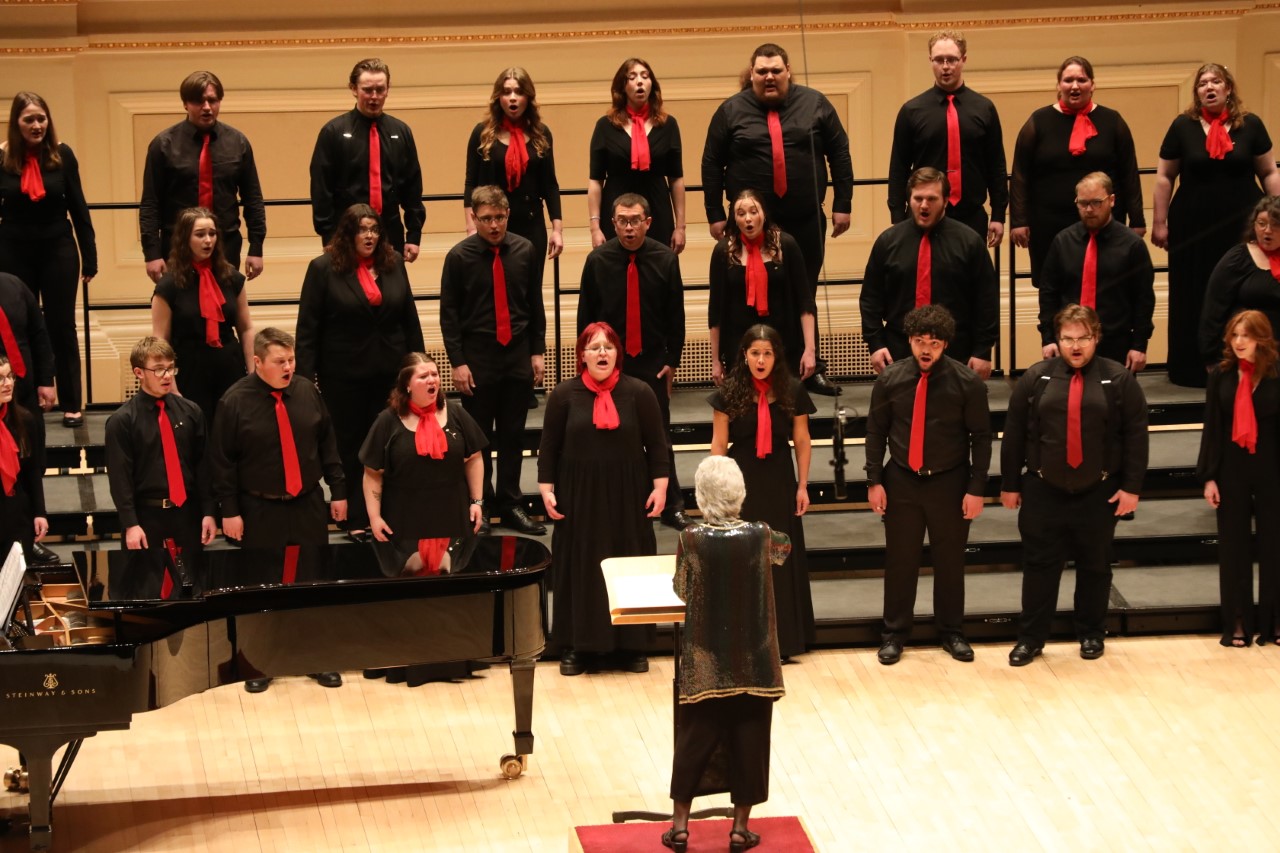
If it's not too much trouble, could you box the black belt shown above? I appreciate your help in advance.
[892,460,961,479]
[138,497,184,509]
[245,487,314,502]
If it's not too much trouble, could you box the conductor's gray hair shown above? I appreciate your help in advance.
[694,455,746,524]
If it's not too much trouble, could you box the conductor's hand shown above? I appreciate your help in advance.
[867,483,886,516]
[962,493,984,521]
[452,364,475,396]
[125,525,148,550]
[222,515,244,540]
[330,500,348,523]
[1000,490,1021,510]
[1109,489,1139,516]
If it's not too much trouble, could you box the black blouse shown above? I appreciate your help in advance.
[0,143,97,275]
[463,123,563,227]
[588,115,684,243]
[1200,244,1280,363]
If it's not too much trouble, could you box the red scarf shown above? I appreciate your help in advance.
[581,368,621,430]
[1059,100,1098,156]
[503,119,530,192]
[356,256,382,305]
[1202,108,1234,160]
[627,104,651,171]
[742,232,769,316]
[0,404,19,496]
[20,153,45,202]
[408,400,448,459]
[416,537,451,575]
[751,376,773,459]
[1265,246,1280,282]
[1233,359,1258,453]
[193,260,225,348]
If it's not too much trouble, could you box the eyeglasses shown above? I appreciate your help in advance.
[1256,218,1276,232]
[0,374,14,385]
[583,344,617,354]
[614,216,648,228]
[1059,336,1096,347]
[1074,198,1110,210]
[909,338,945,351]
[930,56,963,66]
[357,226,381,236]
[476,214,508,225]
[140,366,179,378]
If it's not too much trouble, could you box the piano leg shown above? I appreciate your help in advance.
[502,657,536,778]
[7,733,92,851]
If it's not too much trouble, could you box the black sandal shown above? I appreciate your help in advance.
[730,827,760,852]
[661,827,688,852]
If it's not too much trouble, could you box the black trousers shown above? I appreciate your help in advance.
[239,489,328,548]
[631,369,682,513]
[0,234,83,412]
[881,464,971,640]
[461,375,531,514]
[1215,442,1280,642]
[318,373,395,530]
[670,694,773,806]
[1016,475,1118,646]
[773,209,828,375]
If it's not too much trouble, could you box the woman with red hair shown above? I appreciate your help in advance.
[537,321,670,675]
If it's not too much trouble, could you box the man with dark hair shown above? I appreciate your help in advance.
[577,192,689,528]
[861,167,998,379]
[440,186,546,535]
[310,58,425,260]
[105,337,215,586]
[701,42,854,396]
[865,304,991,665]
[1038,171,1155,372]
[888,31,1008,246]
[140,70,266,283]
[1002,304,1149,666]
[207,327,348,691]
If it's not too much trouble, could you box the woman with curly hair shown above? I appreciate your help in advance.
[296,203,424,540]
[707,189,815,386]
[709,324,815,658]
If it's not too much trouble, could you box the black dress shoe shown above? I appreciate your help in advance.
[877,639,903,665]
[941,634,975,662]
[619,651,649,673]
[559,650,585,676]
[25,543,61,566]
[501,507,546,535]
[805,373,841,396]
[1008,643,1042,667]
[362,669,386,679]
[61,413,84,428]
[244,678,272,693]
[1080,637,1105,660]
[308,672,343,688]
[661,510,694,530]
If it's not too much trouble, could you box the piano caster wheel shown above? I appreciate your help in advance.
[499,754,526,779]
[3,767,27,793]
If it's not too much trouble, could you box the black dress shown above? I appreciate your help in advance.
[709,379,816,657]
[153,270,247,426]
[1010,105,1145,287]
[1199,244,1280,365]
[1161,114,1274,387]
[708,232,815,375]
[537,374,670,654]
[1196,366,1280,643]
[588,115,683,247]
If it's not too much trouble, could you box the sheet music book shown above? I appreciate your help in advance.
[1,542,28,635]
[600,555,685,625]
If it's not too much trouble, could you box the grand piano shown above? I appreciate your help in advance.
[0,535,549,851]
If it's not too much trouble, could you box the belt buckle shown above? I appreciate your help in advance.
[160,498,175,509]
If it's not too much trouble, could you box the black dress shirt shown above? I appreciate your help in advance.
[701,84,854,225]
[887,84,1008,224]
[0,273,54,386]
[859,216,998,361]
[576,236,685,379]
[105,391,214,527]
[463,124,563,227]
[309,110,425,248]
[0,144,98,275]
[864,355,991,494]
[439,233,546,380]
[1002,355,1148,495]
[207,373,346,516]
[139,121,266,262]
[1038,218,1155,354]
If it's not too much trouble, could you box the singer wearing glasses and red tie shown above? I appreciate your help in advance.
[1000,304,1148,667]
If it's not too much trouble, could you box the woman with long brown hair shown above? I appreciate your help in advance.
[1198,309,1280,646]
[0,92,96,427]
[0,354,48,562]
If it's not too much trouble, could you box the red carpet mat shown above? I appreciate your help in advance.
[573,816,814,852]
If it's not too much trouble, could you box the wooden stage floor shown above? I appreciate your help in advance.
[2,635,1275,851]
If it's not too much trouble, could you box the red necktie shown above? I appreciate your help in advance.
[198,134,213,210]
[908,371,929,471]
[1060,100,1098,156]
[282,544,300,584]
[0,306,26,378]
[1233,359,1258,453]
[356,257,382,305]
[1067,369,1084,468]
[915,232,932,307]
[160,539,181,600]
[368,122,383,215]
[1081,231,1098,309]
[0,404,19,496]
[194,260,225,348]
[767,110,787,198]
[491,246,512,346]
[20,153,45,202]
[1202,109,1234,160]
[752,376,772,458]
[156,398,187,507]
[628,104,651,171]
[626,253,642,357]
[946,94,962,205]
[271,390,303,496]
